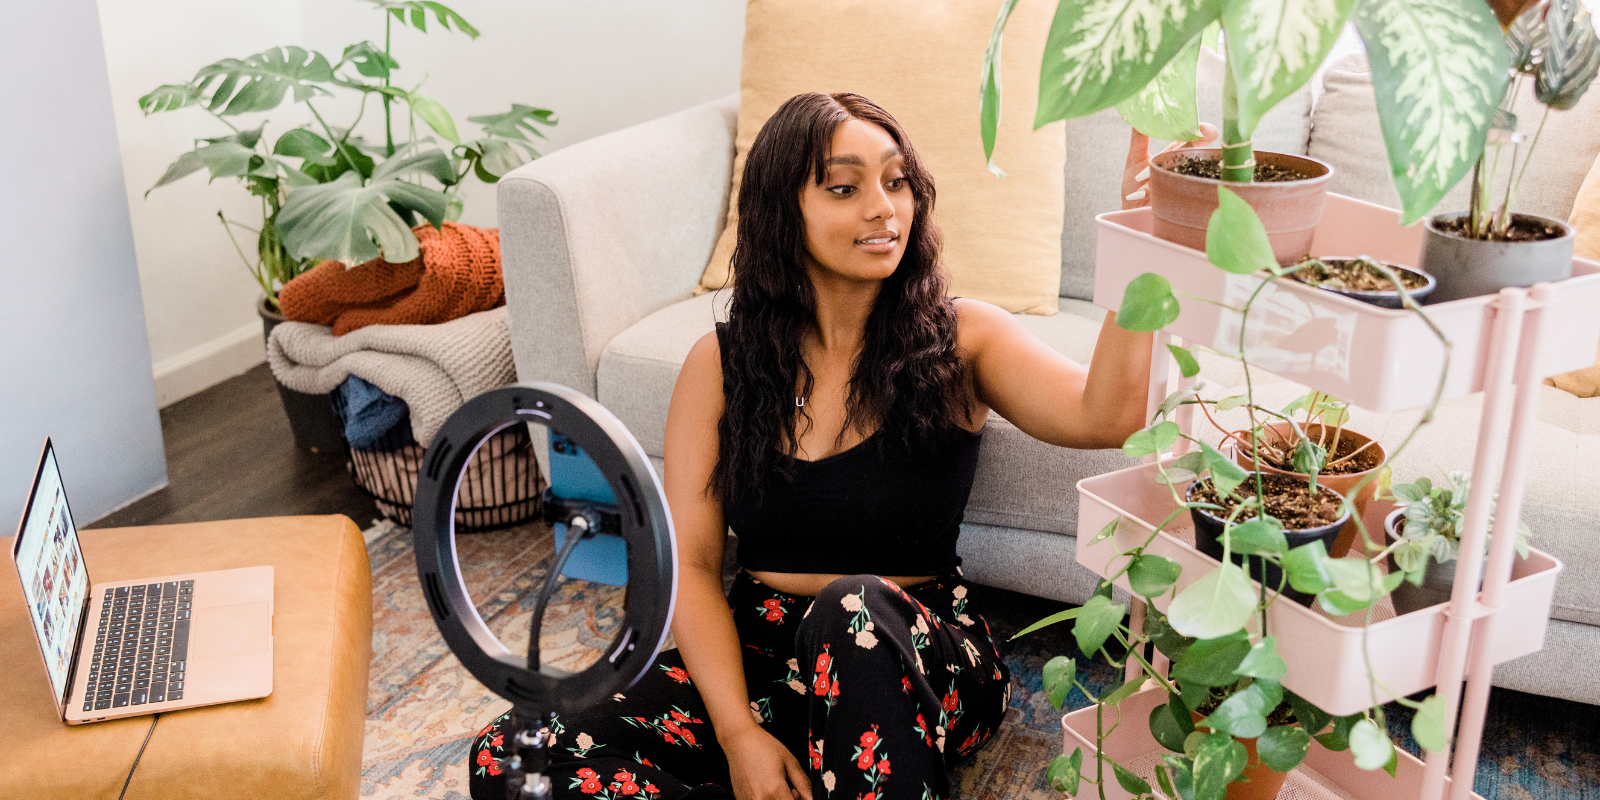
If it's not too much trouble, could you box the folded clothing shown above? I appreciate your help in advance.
[278,221,503,335]
[333,376,414,451]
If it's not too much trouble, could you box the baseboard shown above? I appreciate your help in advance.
[153,321,266,407]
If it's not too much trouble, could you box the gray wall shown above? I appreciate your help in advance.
[0,0,167,527]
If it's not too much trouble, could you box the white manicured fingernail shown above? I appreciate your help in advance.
[1125,189,1146,201]
[1135,167,1150,181]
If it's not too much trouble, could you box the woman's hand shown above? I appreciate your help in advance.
[722,723,813,800]
[1121,123,1219,209]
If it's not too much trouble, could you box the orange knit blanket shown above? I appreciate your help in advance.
[278,222,503,335]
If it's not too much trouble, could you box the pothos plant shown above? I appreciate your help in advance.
[139,0,557,307]
[1018,188,1457,800]
[980,0,1511,223]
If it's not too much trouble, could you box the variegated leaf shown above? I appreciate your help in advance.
[1035,0,1223,128]
[980,0,1024,174]
[1116,34,1204,141]
[1224,0,1357,138]
[1355,0,1510,225]
[1505,3,1547,75]
[1536,0,1600,110]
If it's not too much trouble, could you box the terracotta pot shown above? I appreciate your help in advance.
[1419,211,1574,303]
[1191,712,1294,800]
[1230,422,1385,559]
[1148,149,1333,265]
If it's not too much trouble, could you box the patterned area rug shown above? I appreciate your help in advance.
[359,522,1598,799]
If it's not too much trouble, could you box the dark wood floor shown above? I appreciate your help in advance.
[91,365,378,529]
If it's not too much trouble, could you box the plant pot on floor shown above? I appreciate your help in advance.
[1419,212,1575,303]
[1229,422,1386,558]
[259,297,348,455]
[1187,473,1351,606]
[1148,149,1333,265]
[1383,508,1472,616]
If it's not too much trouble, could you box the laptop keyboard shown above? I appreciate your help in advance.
[81,580,192,712]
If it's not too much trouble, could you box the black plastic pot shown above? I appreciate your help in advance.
[1186,475,1350,607]
[260,298,348,455]
[1291,257,1437,309]
[1383,509,1471,616]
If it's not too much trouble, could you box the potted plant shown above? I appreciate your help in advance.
[139,0,555,450]
[1420,0,1599,302]
[1378,473,1533,615]
[1288,257,1437,309]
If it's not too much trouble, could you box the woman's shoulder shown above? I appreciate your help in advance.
[951,296,1018,354]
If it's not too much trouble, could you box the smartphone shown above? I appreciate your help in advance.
[548,431,628,585]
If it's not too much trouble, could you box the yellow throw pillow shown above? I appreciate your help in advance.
[1547,153,1600,397]
[698,0,1065,315]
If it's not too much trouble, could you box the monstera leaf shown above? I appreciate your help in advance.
[192,46,336,116]
[1355,0,1510,224]
[1034,0,1222,128]
[367,0,481,38]
[276,146,452,265]
[1224,0,1357,138]
[1116,34,1205,142]
[1537,0,1600,110]
[138,83,202,114]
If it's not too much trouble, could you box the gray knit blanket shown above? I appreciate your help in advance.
[266,306,514,443]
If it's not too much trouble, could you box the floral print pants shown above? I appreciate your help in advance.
[469,568,1010,800]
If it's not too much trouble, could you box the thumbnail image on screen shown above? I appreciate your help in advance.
[15,448,89,704]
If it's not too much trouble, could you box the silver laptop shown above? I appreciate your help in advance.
[11,438,274,724]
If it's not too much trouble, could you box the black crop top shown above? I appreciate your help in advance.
[717,323,984,576]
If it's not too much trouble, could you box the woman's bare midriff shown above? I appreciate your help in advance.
[747,570,935,597]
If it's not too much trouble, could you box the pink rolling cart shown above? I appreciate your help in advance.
[1062,193,1600,800]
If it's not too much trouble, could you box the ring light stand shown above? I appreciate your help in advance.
[412,383,678,799]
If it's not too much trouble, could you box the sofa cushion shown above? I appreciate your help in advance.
[698,0,1066,315]
[1309,52,1600,224]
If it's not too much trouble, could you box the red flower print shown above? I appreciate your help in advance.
[857,749,876,770]
[808,739,822,770]
[681,728,698,745]
[959,731,982,754]
[476,749,494,767]
[645,783,660,794]
[670,710,689,723]
[490,734,503,748]
[635,717,648,723]
[864,794,876,800]
[860,729,880,748]
[641,758,654,768]
[662,733,675,743]
[577,768,598,780]
[580,778,602,794]
[615,770,634,782]
[942,690,959,713]
[487,761,502,777]
[478,722,494,737]
[816,652,831,673]
[665,720,683,735]
[621,782,640,794]
[662,666,691,684]
[829,678,840,699]
[901,675,913,694]
[878,758,891,775]
[814,673,831,696]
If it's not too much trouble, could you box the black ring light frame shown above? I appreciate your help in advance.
[413,382,678,798]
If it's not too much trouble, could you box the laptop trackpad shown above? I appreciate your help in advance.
[190,602,271,660]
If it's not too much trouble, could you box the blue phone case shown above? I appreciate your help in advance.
[548,432,628,585]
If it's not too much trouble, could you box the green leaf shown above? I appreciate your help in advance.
[1171,631,1251,687]
[469,103,558,141]
[276,147,452,264]
[1168,344,1202,378]
[1146,613,1197,662]
[1152,701,1192,752]
[1226,518,1288,557]
[1114,761,1154,795]
[1117,272,1182,331]
[1048,748,1084,794]
[1088,517,1121,546]
[1206,186,1276,275]
[1168,563,1256,639]
[1042,656,1076,709]
[979,0,1023,175]
[1350,718,1396,770]
[1234,636,1288,680]
[373,0,481,38]
[273,128,332,159]
[407,92,461,145]
[1411,693,1450,753]
[1106,675,1149,705]
[1199,682,1273,738]
[1224,0,1357,138]
[147,151,205,194]
[1193,732,1248,800]
[138,83,202,114]
[196,141,258,180]
[1073,594,1127,656]
[1287,691,1332,737]
[1116,35,1205,141]
[339,41,399,79]
[1354,0,1509,224]
[1291,438,1328,478]
[1124,420,1181,458]
[1035,0,1223,127]
[1199,441,1248,496]
[1129,554,1184,598]
[1257,724,1313,772]
[1314,713,1360,751]
[1317,557,1390,615]
[191,46,336,116]
[1163,754,1199,800]
[1010,607,1082,640]
[465,137,532,182]
[1537,0,1600,110]
[1282,540,1334,594]
[1216,394,1247,411]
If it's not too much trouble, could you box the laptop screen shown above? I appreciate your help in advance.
[13,444,89,704]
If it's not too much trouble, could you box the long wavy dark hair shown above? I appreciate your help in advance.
[710,92,971,505]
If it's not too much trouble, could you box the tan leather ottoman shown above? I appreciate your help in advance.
[1,516,371,799]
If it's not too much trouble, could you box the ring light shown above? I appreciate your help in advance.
[412,382,677,798]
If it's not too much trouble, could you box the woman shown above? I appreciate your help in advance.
[470,93,1211,800]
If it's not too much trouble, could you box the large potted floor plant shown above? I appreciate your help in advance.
[139,0,555,451]
[1420,0,1600,301]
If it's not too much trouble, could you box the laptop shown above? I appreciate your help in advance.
[10,439,273,724]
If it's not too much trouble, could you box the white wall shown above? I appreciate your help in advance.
[99,0,745,406]
[1,0,167,527]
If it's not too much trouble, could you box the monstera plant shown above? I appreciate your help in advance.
[981,0,1511,225]
[140,0,556,307]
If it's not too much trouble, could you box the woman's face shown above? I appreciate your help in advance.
[798,118,915,283]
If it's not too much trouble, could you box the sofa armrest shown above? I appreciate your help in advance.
[497,93,737,396]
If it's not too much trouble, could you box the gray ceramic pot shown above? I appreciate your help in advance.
[1384,509,1472,616]
[1419,212,1574,303]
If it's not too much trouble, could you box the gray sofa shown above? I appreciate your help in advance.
[497,53,1600,706]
